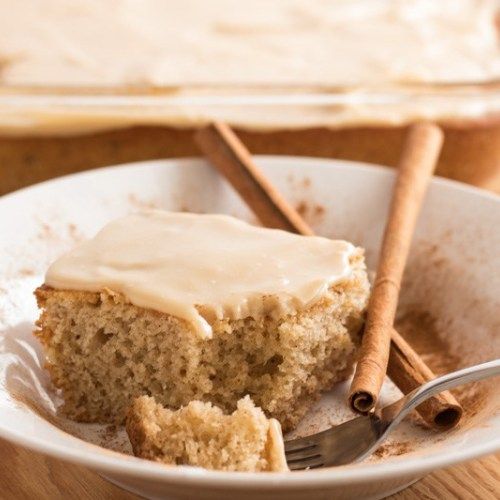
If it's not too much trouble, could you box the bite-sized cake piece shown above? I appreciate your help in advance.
[126,395,288,472]
[35,210,369,431]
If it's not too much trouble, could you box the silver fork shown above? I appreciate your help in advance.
[285,359,500,470]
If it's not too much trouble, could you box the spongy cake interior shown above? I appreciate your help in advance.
[35,249,369,431]
[126,395,288,472]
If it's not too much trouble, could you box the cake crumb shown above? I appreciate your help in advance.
[374,441,413,459]
[126,395,288,471]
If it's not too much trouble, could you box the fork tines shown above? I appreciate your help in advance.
[284,439,324,471]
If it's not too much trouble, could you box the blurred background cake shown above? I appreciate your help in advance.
[1,0,500,194]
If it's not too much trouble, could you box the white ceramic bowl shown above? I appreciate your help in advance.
[0,157,499,500]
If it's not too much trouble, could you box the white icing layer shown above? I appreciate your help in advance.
[1,0,498,87]
[45,211,356,338]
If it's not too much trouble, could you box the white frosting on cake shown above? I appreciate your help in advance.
[45,210,356,338]
[1,0,498,86]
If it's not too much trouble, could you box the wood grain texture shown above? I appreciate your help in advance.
[0,438,135,500]
[1,438,498,499]
[2,124,500,196]
[388,454,500,500]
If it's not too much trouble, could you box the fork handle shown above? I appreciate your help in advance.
[382,359,500,426]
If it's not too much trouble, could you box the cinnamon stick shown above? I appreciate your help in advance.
[195,121,462,429]
[194,121,314,236]
[349,123,443,413]
[389,328,462,428]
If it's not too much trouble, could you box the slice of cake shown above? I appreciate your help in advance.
[126,395,288,472]
[35,210,369,431]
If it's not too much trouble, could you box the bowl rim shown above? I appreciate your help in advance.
[0,155,499,489]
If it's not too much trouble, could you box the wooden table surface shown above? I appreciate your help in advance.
[1,436,498,499]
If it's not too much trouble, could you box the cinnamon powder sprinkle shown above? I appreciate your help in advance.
[295,201,325,224]
[395,310,489,419]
